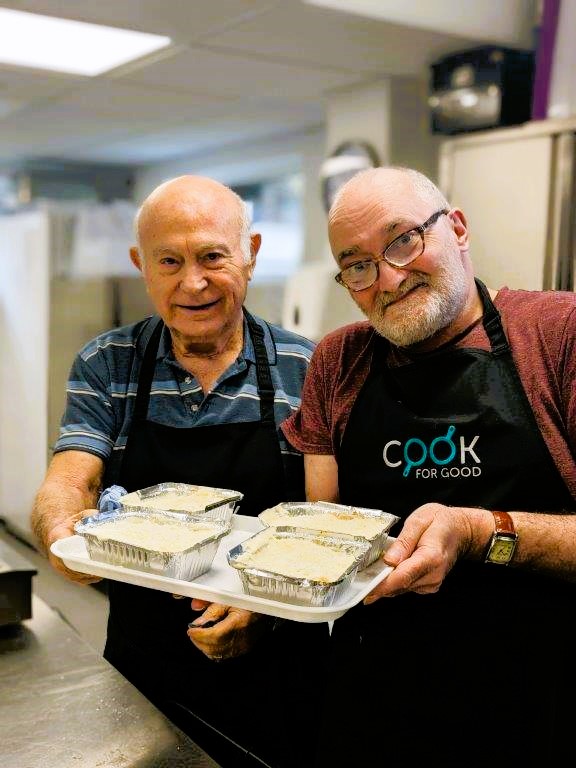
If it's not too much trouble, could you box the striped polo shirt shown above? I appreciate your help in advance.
[54,314,315,462]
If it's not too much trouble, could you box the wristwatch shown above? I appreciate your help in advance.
[485,510,517,565]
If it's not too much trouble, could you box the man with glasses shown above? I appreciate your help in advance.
[282,166,576,766]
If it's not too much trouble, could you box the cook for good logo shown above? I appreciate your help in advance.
[383,425,481,479]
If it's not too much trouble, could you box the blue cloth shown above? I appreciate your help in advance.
[98,484,127,515]
[53,314,315,462]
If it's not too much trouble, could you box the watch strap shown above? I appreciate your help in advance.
[492,510,515,536]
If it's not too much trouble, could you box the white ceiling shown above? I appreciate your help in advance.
[0,0,535,168]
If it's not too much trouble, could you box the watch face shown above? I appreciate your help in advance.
[487,536,516,564]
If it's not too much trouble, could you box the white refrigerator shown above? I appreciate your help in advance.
[438,117,576,291]
[0,206,152,544]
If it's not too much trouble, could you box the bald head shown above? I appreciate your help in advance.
[328,167,449,229]
[134,175,252,262]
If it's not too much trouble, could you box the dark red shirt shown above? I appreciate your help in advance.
[282,287,576,500]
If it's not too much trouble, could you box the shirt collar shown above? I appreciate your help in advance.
[156,314,277,366]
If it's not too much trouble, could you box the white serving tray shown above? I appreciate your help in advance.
[51,514,393,623]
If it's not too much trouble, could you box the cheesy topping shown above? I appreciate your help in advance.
[236,536,357,583]
[122,488,227,512]
[90,516,218,552]
[260,510,386,540]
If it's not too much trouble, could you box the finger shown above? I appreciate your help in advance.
[188,603,229,628]
[190,598,211,611]
[52,556,101,585]
[365,555,436,601]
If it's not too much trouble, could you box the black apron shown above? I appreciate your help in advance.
[316,281,575,767]
[103,310,328,768]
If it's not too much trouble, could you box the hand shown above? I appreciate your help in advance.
[187,601,273,662]
[47,514,102,586]
[364,503,490,603]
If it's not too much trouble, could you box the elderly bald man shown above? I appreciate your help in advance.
[32,175,327,768]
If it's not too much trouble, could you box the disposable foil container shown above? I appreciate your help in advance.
[119,482,243,526]
[259,501,399,570]
[227,526,371,607]
[74,509,230,580]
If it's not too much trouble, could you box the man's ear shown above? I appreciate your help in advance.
[448,209,469,253]
[130,246,144,273]
[247,233,261,280]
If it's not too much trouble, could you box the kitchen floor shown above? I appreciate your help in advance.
[0,521,108,653]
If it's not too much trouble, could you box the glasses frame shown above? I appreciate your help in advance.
[335,208,450,292]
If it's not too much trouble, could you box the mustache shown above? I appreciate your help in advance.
[376,273,430,307]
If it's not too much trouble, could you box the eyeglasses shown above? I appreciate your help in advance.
[334,209,449,292]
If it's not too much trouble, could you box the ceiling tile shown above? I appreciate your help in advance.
[199,2,480,75]
[119,46,363,100]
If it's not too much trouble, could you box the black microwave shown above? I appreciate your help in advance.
[429,46,535,135]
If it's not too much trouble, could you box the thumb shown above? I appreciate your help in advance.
[383,526,420,566]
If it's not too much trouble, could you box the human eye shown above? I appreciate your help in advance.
[158,255,180,267]
[346,260,371,276]
[201,252,226,268]
[396,231,416,247]
[385,229,417,256]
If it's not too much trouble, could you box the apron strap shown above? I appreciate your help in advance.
[476,278,510,356]
[132,315,164,423]
[243,308,276,424]
[103,315,162,486]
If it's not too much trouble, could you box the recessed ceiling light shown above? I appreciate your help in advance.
[0,9,171,76]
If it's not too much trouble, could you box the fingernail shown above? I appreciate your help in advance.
[188,621,201,629]
[363,595,375,605]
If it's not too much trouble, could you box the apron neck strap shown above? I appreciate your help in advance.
[243,308,276,423]
[476,278,510,356]
[132,316,164,422]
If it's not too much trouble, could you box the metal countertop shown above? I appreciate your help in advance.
[0,594,221,768]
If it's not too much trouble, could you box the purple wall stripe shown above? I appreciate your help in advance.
[532,0,562,119]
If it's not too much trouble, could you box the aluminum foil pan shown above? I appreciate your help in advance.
[227,526,371,607]
[119,482,243,526]
[74,509,230,580]
[258,501,399,570]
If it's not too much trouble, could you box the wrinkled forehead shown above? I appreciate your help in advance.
[329,184,429,262]
[140,193,241,245]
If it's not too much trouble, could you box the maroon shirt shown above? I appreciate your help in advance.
[282,287,576,500]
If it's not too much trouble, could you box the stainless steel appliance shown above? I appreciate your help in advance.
[0,537,36,626]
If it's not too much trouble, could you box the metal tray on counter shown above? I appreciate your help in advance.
[51,515,394,623]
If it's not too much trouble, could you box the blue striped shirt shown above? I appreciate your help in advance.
[54,315,315,462]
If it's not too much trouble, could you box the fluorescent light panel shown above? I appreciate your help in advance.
[0,9,171,76]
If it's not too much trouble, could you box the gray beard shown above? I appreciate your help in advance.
[365,262,468,348]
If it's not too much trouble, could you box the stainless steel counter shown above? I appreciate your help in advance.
[0,594,221,768]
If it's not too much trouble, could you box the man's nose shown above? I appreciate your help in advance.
[376,259,409,293]
[179,262,208,291]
